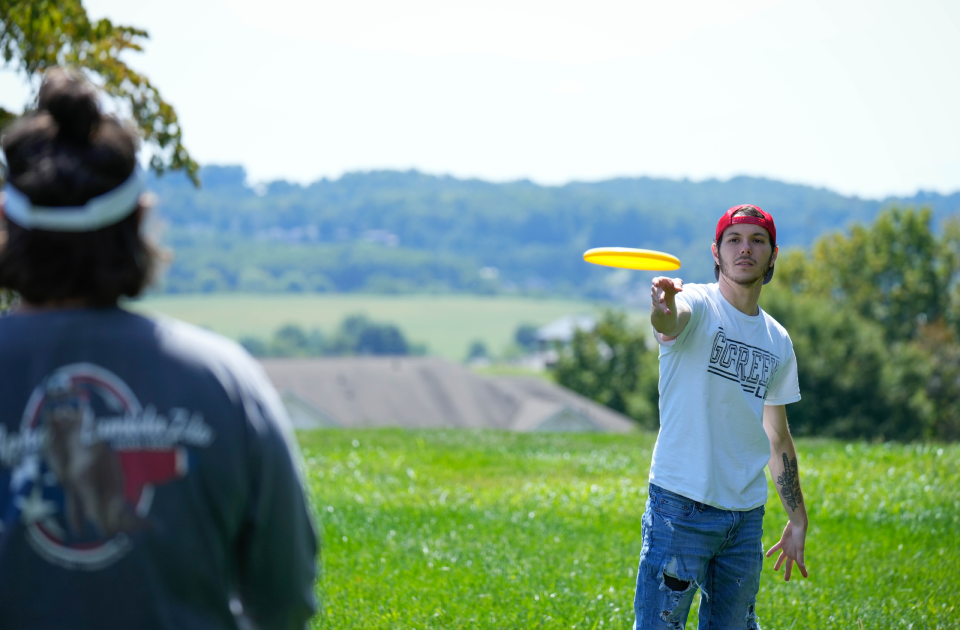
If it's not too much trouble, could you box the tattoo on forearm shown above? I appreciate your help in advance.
[776,453,804,511]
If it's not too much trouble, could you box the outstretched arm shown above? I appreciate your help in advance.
[650,277,690,341]
[762,404,809,581]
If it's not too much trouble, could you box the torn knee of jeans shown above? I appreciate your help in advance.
[659,557,697,594]
[662,574,689,591]
[656,558,698,630]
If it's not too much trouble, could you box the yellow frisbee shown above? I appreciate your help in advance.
[583,247,681,271]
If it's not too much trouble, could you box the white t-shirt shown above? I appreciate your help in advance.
[649,283,801,510]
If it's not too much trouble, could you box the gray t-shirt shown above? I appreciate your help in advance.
[0,308,317,630]
[650,283,801,510]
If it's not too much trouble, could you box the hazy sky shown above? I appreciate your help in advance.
[1,0,958,198]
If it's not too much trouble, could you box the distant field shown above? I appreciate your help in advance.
[301,430,960,630]
[131,293,602,361]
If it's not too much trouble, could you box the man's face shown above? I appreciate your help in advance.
[712,224,778,286]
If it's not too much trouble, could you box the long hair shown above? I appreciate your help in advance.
[0,68,159,306]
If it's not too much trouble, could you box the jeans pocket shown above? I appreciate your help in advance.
[655,493,696,519]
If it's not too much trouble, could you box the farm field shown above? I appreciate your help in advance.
[301,429,960,630]
[131,293,601,361]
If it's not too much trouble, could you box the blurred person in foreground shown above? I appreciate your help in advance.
[0,69,317,630]
[635,205,808,629]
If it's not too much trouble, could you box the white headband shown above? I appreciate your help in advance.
[1,167,144,232]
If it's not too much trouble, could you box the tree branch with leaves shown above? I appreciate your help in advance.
[0,0,198,184]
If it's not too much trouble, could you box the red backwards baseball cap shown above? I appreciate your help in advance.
[715,205,776,245]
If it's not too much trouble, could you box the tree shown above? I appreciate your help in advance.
[778,206,956,342]
[942,216,960,334]
[327,315,413,356]
[551,310,660,428]
[272,324,324,357]
[513,323,539,352]
[760,286,936,440]
[238,317,421,358]
[466,340,489,361]
[239,324,324,357]
[913,320,960,441]
[771,206,960,440]
[0,0,198,183]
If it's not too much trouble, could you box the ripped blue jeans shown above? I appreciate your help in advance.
[633,484,764,630]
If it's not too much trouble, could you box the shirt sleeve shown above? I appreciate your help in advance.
[656,284,705,350]
[235,366,319,630]
[765,345,801,406]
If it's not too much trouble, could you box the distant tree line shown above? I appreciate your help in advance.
[239,314,426,358]
[553,207,960,441]
[146,166,960,300]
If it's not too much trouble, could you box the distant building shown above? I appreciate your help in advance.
[260,356,634,433]
[525,315,597,367]
[536,315,597,348]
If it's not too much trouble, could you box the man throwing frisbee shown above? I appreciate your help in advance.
[634,205,808,629]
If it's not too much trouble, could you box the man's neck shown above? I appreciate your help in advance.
[717,274,763,316]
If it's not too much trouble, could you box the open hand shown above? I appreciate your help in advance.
[651,277,683,315]
[765,520,808,581]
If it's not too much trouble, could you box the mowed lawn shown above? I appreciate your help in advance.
[300,430,960,630]
[132,294,598,361]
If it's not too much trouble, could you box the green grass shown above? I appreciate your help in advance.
[130,293,597,361]
[299,430,960,629]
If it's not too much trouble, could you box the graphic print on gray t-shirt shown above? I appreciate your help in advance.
[707,328,781,399]
[1,362,215,571]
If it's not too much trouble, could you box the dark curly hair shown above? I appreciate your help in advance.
[0,68,160,306]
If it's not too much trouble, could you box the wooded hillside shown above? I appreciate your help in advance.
[149,166,960,298]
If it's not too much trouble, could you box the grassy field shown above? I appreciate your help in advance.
[131,293,600,361]
[299,430,960,630]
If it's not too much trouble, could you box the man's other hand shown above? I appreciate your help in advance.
[766,520,808,581]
